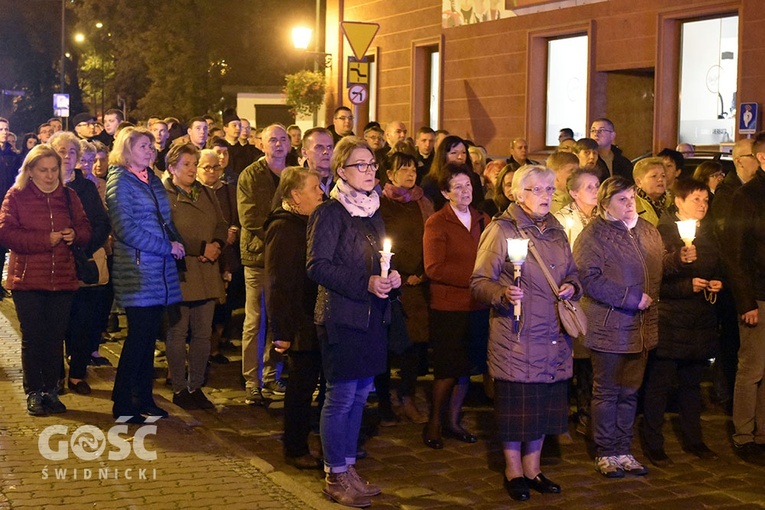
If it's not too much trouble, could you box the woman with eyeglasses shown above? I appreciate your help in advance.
[422,163,490,451]
[306,136,401,507]
[692,161,725,196]
[471,164,580,501]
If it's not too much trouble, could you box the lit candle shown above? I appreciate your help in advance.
[379,238,394,278]
[676,219,697,247]
[506,238,530,331]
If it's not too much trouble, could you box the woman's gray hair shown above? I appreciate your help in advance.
[511,164,555,202]
[279,166,321,205]
[597,176,635,212]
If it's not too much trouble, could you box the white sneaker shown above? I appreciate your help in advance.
[595,456,625,478]
[615,454,649,475]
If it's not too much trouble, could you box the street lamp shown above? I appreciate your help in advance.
[292,27,312,51]
[74,32,85,43]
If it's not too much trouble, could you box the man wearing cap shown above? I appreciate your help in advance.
[72,112,97,141]
[222,109,249,175]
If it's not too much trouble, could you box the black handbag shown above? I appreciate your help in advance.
[64,188,100,285]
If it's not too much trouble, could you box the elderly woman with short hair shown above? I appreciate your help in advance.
[307,136,401,507]
[573,176,663,479]
[472,164,581,501]
[49,131,111,396]
[264,166,325,469]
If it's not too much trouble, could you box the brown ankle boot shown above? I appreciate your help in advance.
[347,464,382,496]
[400,397,428,424]
[323,471,371,508]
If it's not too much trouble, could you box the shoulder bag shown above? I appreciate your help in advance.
[516,224,587,337]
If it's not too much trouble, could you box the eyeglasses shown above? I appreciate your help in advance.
[710,172,725,179]
[524,186,556,196]
[199,164,222,172]
[343,162,379,174]
[336,115,354,122]
[739,153,757,159]
[590,128,613,135]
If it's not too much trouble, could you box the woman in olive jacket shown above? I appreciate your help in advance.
[573,176,663,479]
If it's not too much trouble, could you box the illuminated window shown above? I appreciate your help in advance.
[678,16,738,145]
[546,35,588,147]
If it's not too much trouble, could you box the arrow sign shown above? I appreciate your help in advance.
[341,21,380,61]
[348,84,368,105]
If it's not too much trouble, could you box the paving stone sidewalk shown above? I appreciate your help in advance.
[0,302,333,510]
[1,300,765,509]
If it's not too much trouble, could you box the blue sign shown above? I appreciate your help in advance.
[739,102,759,135]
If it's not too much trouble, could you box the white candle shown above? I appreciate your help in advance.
[379,238,394,278]
[382,238,392,254]
[676,219,697,247]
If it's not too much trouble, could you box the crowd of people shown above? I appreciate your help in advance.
[1,108,764,507]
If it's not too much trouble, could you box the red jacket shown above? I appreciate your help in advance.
[423,204,489,311]
[0,183,91,291]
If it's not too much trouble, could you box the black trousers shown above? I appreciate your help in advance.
[111,305,165,415]
[66,286,104,379]
[283,350,322,458]
[13,290,74,394]
[642,354,706,450]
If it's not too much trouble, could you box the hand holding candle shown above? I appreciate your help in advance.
[380,238,394,278]
[676,219,697,247]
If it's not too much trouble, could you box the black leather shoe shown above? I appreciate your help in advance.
[140,403,169,418]
[734,442,765,465]
[27,393,47,416]
[525,473,561,494]
[285,454,322,470]
[684,443,718,460]
[443,426,478,443]
[422,427,444,450]
[504,476,530,501]
[645,447,673,467]
[68,379,92,395]
[42,393,67,413]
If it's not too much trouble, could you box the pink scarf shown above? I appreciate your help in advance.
[382,183,434,223]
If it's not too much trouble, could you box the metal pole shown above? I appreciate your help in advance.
[312,0,321,128]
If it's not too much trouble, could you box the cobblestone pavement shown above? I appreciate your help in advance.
[1,302,764,509]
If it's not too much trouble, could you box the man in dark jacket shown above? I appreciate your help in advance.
[237,124,290,405]
[0,117,20,299]
[724,131,765,465]
[590,118,633,182]
[327,106,354,145]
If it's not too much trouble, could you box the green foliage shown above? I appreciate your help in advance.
[284,70,326,118]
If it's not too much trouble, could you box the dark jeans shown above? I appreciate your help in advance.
[590,350,647,457]
[66,286,104,379]
[642,354,706,450]
[283,350,322,458]
[13,290,75,394]
[112,305,165,415]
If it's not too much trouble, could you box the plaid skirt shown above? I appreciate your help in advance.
[494,379,568,442]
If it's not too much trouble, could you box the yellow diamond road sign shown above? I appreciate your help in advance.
[341,21,380,61]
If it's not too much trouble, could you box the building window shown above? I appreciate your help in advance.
[678,15,738,145]
[546,35,588,147]
[429,51,440,129]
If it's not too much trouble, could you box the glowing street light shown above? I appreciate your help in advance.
[74,32,85,43]
[292,27,312,51]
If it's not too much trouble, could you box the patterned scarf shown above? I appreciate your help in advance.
[330,178,380,217]
[382,183,435,222]
[175,180,202,202]
[636,187,668,219]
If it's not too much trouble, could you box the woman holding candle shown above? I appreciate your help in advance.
[573,176,663,479]
[471,164,581,501]
[422,163,490,450]
[306,136,401,507]
[641,178,722,465]
[553,168,600,435]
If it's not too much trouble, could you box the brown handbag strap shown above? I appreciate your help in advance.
[513,224,561,298]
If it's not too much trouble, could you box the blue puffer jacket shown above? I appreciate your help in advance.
[105,166,182,308]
